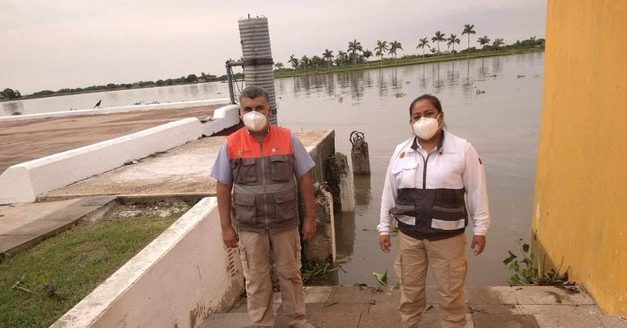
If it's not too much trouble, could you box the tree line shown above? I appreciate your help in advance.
[0,71,244,101]
[274,24,544,71]
[2,24,544,101]
[0,88,21,100]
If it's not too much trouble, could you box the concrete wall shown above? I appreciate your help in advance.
[0,98,230,123]
[297,130,339,262]
[201,104,240,136]
[533,0,627,315]
[0,104,241,205]
[51,197,244,328]
[0,118,202,205]
[305,130,336,185]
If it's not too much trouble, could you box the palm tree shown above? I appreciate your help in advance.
[477,36,490,50]
[288,55,299,69]
[362,49,373,61]
[299,55,311,70]
[432,31,446,53]
[311,55,324,71]
[347,39,363,64]
[322,49,334,69]
[461,24,476,50]
[492,38,505,48]
[335,51,349,66]
[274,62,284,70]
[389,40,403,59]
[447,34,460,52]
[374,40,389,61]
[416,37,430,55]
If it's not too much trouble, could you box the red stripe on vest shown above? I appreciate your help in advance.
[227,125,294,159]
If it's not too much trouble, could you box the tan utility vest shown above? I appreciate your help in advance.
[227,126,299,233]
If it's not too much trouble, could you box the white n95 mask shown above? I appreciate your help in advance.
[412,114,441,140]
[242,111,267,132]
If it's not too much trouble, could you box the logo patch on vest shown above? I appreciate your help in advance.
[271,147,278,153]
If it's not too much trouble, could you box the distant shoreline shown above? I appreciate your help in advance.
[274,47,544,78]
[1,47,543,103]
[0,81,230,103]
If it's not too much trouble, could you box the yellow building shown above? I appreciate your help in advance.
[534,0,627,315]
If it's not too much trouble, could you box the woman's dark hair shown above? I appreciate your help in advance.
[408,94,443,115]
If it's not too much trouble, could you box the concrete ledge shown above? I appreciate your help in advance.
[0,196,117,261]
[51,197,244,328]
[0,98,230,122]
[201,104,240,136]
[0,118,202,204]
[300,129,335,184]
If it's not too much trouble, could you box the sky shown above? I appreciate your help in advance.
[1,0,547,94]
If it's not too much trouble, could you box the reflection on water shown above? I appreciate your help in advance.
[279,52,545,286]
[1,83,229,116]
[335,210,356,260]
[5,52,545,286]
[3,101,24,116]
[353,175,373,207]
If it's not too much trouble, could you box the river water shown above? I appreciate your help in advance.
[2,52,544,286]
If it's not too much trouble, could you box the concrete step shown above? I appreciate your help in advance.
[0,196,117,260]
[202,285,627,328]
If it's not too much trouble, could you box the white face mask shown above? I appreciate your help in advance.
[412,113,441,140]
[242,111,268,132]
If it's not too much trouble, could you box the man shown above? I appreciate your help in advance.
[211,86,317,328]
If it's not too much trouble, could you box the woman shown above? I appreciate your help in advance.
[378,94,490,328]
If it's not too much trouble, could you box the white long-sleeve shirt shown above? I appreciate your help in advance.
[378,131,490,236]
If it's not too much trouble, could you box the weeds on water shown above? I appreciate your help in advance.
[301,259,338,284]
[372,270,389,288]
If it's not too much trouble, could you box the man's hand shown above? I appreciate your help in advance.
[221,225,238,248]
[471,235,486,256]
[298,171,316,242]
[302,217,316,241]
[379,234,391,253]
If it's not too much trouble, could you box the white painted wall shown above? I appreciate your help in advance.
[51,197,244,328]
[201,104,240,136]
[0,118,202,205]
[0,98,230,122]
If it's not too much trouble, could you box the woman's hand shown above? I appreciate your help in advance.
[471,235,486,255]
[379,234,392,253]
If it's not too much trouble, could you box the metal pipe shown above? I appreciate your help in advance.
[225,62,235,105]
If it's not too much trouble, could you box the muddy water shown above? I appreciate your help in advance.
[4,52,545,286]
[277,52,545,286]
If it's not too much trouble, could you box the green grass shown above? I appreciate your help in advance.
[0,214,181,328]
[275,47,544,78]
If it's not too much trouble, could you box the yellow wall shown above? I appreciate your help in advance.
[534,0,627,315]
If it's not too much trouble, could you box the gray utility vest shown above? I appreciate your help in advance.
[231,154,299,233]
[390,135,469,241]
[391,188,468,241]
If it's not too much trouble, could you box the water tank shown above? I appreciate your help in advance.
[238,16,278,124]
